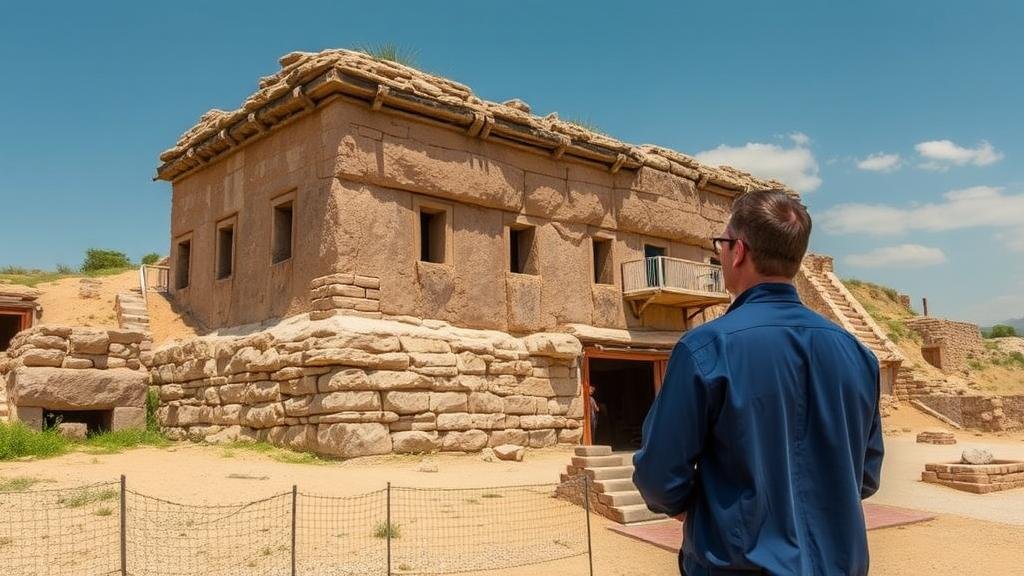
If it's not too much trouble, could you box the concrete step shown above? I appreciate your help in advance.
[593,478,636,493]
[574,445,612,457]
[609,504,666,524]
[572,455,626,468]
[585,465,635,481]
[597,491,646,507]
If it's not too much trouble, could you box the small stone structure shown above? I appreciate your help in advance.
[150,286,586,456]
[0,325,151,431]
[309,274,382,320]
[922,460,1024,493]
[904,317,984,373]
[916,430,956,444]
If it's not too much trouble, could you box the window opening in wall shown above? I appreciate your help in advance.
[419,208,447,263]
[272,200,294,264]
[175,239,191,289]
[509,225,538,275]
[592,238,613,284]
[0,313,21,352]
[216,222,234,280]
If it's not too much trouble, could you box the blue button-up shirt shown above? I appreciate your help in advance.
[633,283,883,576]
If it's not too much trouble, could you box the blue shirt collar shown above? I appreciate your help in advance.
[726,282,801,313]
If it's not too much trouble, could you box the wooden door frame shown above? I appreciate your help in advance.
[0,307,34,350]
[581,346,670,445]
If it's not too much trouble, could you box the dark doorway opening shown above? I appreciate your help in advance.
[43,409,113,434]
[589,358,656,451]
[0,313,20,351]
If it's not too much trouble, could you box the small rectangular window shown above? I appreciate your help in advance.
[272,201,294,264]
[419,208,447,263]
[592,238,613,284]
[216,223,234,280]
[508,225,538,275]
[175,239,191,289]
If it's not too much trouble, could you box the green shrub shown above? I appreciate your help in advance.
[0,422,69,461]
[146,387,160,432]
[990,325,1018,338]
[55,263,76,274]
[373,521,401,539]
[358,43,419,66]
[81,249,131,272]
[141,253,162,265]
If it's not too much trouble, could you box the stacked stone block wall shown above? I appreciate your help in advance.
[922,461,1024,494]
[0,325,151,430]
[904,317,984,373]
[150,313,585,458]
[309,274,382,320]
[915,394,1024,432]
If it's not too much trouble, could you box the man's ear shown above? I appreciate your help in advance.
[732,238,748,269]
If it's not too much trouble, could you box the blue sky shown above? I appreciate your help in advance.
[1,1,1021,325]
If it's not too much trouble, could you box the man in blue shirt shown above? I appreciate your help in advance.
[633,190,883,575]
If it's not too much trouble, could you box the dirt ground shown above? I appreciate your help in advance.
[32,270,137,328]
[3,407,1024,576]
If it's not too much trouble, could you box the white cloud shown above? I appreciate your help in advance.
[846,244,947,268]
[822,186,1024,236]
[694,134,821,193]
[915,139,1004,171]
[998,229,1024,253]
[856,153,902,172]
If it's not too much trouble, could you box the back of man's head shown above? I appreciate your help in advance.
[729,190,812,279]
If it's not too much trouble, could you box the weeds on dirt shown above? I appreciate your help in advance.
[58,488,118,508]
[0,422,69,461]
[374,521,401,539]
[219,441,326,465]
[82,429,170,454]
[0,476,53,492]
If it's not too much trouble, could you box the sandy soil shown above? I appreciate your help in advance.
[33,270,137,328]
[2,429,1024,575]
[146,290,202,345]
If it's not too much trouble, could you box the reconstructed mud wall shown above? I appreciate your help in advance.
[904,317,984,373]
[150,312,586,458]
[0,326,150,430]
[168,98,727,333]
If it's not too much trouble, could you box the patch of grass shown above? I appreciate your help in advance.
[218,441,325,465]
[82,429,169,454]
[94,507,113,517]
[481,493,503,499]
[967,359,986,371]
[0,476,52,492]
[0,422,70,461]
[563,116,606,135]
[146,387,160,432]
[374,521,401,539]
[0,265,133,287]
[59,488,118,508]
[357,42,419,67]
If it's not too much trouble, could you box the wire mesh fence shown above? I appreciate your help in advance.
[0,476,593,576]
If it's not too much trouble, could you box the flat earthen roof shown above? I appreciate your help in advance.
[155,49,791,196]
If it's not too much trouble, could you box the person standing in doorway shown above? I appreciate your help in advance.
[633,190,883,576]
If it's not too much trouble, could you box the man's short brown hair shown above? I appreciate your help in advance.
[728,190,812,278]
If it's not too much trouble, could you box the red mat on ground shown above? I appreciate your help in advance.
[607,503,935,553]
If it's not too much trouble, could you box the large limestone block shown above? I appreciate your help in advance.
[319,368,369,391]
[268,425,317,451]
[69,331,110,355]
[440,429,489,452]
[316,391,381,413]
[503,395,540,415]
[317,423,392,458]
[240,402,285,429]
[303,348,410,370]
[521,334,582,360]
[390,413,437,432]
[399,337,451,354]
[528,429,558,448]
[429,392,468,414]
[436,412,505,431]
[382,391,430,414]
[8,367,147,410]
[391,431,440,454]
[489,429,529,447]
[558,428,583,444]
[493,444,525,462]
[22,349,65,367]
[111,407,146,431]
[366,370,430,390]
[455,352,486,375]
[468,392,503,414]
[245,381,281,403]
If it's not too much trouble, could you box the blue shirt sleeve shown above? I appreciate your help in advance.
[632,344,719,517]
[860,369,884,499]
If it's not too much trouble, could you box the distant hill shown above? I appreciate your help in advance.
[1000,317,1024,333]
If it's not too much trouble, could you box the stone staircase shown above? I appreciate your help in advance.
[559,445,665,524]
[115,290,151,333]
[798,255,903,366]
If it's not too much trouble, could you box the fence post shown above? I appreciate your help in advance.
[120,475,127,576]
[291,485,297,576]
[386,482,392,576]
[583,475,594,576]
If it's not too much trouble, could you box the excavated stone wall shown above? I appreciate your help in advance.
[904,317,984,373]
[0,326,151,430]
[150,311,586,458]
[915,394,1024,432]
